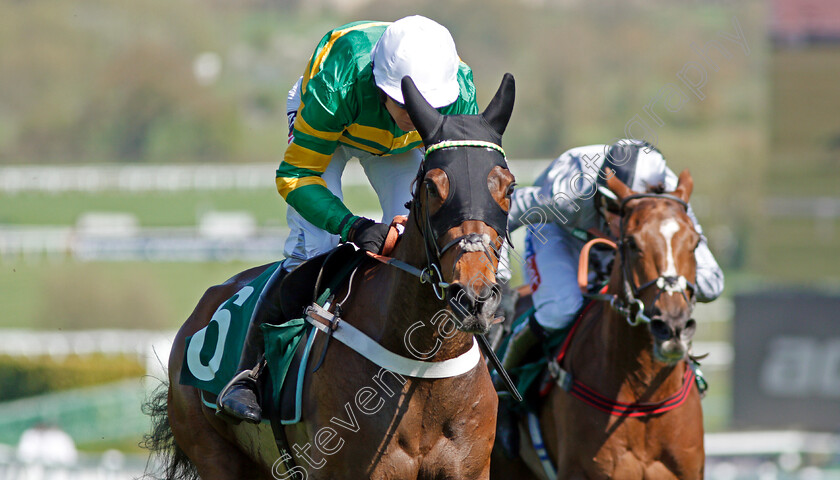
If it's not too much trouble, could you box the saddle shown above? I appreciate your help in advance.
[191,245,369,417]
[262,244,370,421]
[261,245,370,473]
[278,244,363,320]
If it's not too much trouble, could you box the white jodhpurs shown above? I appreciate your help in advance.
[281,144,422,269]
[523,222,585,332]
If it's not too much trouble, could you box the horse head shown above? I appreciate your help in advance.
[401,74,516,335]
[606,169,699,364]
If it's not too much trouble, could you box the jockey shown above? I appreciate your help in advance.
[500,139,725,370]
[218,16,479,423]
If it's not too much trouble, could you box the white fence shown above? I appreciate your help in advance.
[0,161,550,194]
[0,163,281,193]
[0,329,175,379]
[0,447,150,480]
[0,224,289,262]
[1,328,838,479]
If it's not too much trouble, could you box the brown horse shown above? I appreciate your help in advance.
[491,170,704,480]
[144,74,517,480]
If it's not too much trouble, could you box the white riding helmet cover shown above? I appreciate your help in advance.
[371,15,460,108]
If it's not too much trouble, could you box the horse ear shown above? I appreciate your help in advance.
[672,169,694,203]
[481,73,515,136]
[605,167,634,200]
[401,75,442,142]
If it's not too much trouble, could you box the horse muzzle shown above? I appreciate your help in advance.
[649,317,697,365]
[446,282,502,335]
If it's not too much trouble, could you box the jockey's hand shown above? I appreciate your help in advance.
[347,217,390,254]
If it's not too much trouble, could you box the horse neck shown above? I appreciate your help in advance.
[358,214,474,361]
[591,256,684,396]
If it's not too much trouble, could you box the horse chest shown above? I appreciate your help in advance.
[297,372,495,479]
[575,419,701,480]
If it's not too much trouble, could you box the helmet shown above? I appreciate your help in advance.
[595,139,666,214]
[371,15,460,108]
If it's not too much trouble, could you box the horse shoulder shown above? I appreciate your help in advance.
[653,394,705,478]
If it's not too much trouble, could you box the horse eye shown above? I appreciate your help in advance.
[505,183,516,199]
[424,179,439,198]
[625,236,639,251]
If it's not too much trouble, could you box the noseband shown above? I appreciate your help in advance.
[592,193,697,326]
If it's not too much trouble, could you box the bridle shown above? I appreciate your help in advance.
[369,140,510,302]
[542,191,703,422]
[409,140,509,300]
[410,140,508,300]
[589,193,697,326]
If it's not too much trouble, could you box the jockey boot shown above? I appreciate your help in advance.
[495,393,521,459]
[501,323,540,372]
[217,265,289,423]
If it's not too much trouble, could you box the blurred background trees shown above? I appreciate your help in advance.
[0,0,765,165]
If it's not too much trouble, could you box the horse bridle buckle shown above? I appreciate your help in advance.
[305,304,341,332]
[420,263,449,300]
[627,299,651,326]
[548,359,573,392]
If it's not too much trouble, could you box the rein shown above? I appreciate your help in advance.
[542,298,697,417]
[363,139,522,400]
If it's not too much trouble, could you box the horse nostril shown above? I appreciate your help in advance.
[446,284,469,317]
[681,319,697,341]
[649,319,673,341]
[482,283,502,304]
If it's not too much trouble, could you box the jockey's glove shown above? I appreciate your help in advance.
[343,215,390,254]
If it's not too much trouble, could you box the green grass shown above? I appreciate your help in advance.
[0,260,260,329]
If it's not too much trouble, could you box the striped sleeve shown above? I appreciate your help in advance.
[277,71,352,192]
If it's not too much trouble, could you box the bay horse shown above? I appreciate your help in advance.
[144,74,517,480]
[491,169,704,480]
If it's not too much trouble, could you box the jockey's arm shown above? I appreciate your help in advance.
[663,167,724,302]
[276,78,362,241]
[508,185,545,232]
[276,149,358,241]
[508,151,584,233]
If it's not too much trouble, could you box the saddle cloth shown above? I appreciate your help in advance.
[179,261,284,396]
[179,245,367,424]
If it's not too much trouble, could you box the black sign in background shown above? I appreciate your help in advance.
[733,292,840,430]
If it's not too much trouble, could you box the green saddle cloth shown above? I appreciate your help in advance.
[261,318,309,408]
[261,251,367,417]
[179,262,296,394]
